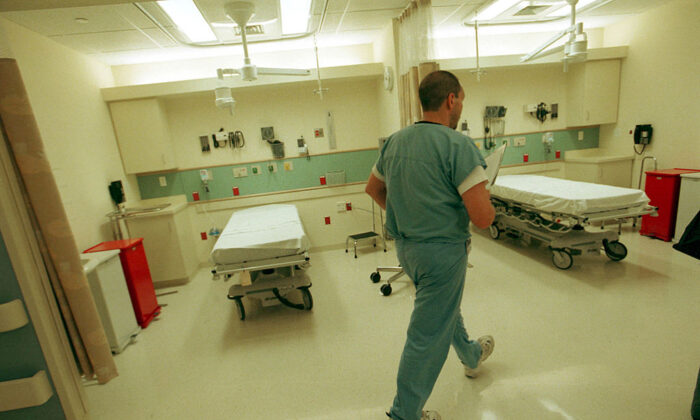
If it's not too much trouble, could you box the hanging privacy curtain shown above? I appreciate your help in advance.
[0,58,117,384]
[394,0,439,127]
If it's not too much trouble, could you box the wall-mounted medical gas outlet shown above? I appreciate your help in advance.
[233,167,248,178]
[297,136,308,155]
[159,176,167,187]
[267,163,277,173]
[514,137,527,147]
[501,138,510,146]
[250,165,261,175]
[284,161,293,171]
[314,128,324,138]
[524,104,538,113]
[200,169,211,181]
[346,202,352,211]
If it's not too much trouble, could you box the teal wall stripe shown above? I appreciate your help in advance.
[137,127,599,202]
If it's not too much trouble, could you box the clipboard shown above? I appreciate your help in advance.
[484,144,507,188]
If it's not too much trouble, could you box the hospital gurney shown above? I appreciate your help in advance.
[488,175,657,269]
[210,204,313,320]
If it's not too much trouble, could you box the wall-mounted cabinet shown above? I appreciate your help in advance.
[566,60,621,127]
[109,98,177,174]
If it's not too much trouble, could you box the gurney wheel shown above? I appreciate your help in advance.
[603,240,627,261]
[300,288,313,310]
[370,272,381,283]
[233,297,246,321]
[380,284,392,296]
[489,224,501,240]
[552,249,573,270]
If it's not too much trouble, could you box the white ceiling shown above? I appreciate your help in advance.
[0,0,674,65]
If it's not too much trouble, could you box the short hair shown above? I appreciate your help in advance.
[418,71,462,112]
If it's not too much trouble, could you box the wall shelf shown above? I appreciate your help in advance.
[438,46,628,72]
[101,63,384,102]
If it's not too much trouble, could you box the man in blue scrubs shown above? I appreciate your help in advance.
[366,70,496,420]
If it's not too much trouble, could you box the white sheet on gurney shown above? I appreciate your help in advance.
[491,175,650,216]
[211,204,310,265]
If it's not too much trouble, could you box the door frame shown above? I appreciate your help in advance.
[0,123,88,419]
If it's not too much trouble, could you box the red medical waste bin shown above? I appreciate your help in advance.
[640,169,700,241]
[84,238,161,328]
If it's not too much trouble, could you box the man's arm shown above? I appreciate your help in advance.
[365,173,387,210]
[461,180,495,229]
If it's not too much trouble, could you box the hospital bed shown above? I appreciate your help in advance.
[488,175,657,269]
[210,204,313,320]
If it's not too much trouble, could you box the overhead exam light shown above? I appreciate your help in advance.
[216,1,311,82]
[520,0,588,69]
[156,0,217,43]
[215,86,235,115]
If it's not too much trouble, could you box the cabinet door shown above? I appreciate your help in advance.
[109,98,177,174]
[566,60,620,126]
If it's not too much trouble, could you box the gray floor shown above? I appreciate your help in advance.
[85,227,700,419]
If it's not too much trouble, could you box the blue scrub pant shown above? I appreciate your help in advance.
[388,240,483,420]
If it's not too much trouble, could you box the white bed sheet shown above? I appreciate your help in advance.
[491,175,650,216]
[211,204,311,265]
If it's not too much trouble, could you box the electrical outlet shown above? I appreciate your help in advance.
[336,202,346,212]
[159,176,167,187]
[267,163,277,173]
[232,167,248,178]
[314,128,324,138]
[524,104,538,113]
[514,137,527,147]
[284,161,293,171]
[578,131,584,141]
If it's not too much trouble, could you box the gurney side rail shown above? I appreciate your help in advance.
[212,252,310,276]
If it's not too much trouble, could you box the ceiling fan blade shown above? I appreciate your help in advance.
[256,68,311,76]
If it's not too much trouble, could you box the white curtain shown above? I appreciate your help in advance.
[394,0,438,127]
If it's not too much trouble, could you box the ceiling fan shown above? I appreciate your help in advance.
[216,1,311,82]
[520,0,589,68]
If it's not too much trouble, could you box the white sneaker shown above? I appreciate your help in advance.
[464,335,494,378]
[385,409,441,420]
[421,410,441,420]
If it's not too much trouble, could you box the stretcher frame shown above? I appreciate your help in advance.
[212,252,312,320]
[489,195,657,269]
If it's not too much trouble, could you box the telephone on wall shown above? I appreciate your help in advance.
[634,124,653,145]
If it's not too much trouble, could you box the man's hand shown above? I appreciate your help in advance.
[365,173,387,210]
[462,181,495,229]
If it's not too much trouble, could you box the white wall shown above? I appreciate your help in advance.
[164,78,382,169]
[598,0,700,173]
[453,65,569,138]
[0,17,139,251]
[373,21,400,138]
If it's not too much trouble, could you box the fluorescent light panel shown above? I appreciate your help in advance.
[280,0,312,34]
[157,0,217,43]
[474,0,521,21]
[548,0,598,16]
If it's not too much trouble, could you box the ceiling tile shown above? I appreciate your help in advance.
[50,28,176,54]
[1,4,156,37]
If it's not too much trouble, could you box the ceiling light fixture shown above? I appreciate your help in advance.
[280,0,313,35]
[474,0,521,21]
[157,0,217,43]
[548,0,597,16]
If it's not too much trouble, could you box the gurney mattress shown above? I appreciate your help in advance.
[211,204,310,265]
[491,175,650,216]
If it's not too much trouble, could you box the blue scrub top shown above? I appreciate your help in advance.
[374,122,486,243]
